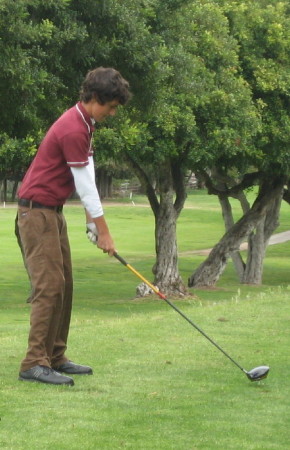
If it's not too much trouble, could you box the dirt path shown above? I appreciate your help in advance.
[186,230,290,256]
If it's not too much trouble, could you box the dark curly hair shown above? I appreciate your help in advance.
[80,67,131,105]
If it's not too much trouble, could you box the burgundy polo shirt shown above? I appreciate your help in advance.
[18,102,95,206]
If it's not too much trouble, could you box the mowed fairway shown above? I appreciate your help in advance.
[1,193,290,449]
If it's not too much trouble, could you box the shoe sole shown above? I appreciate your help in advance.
[18,376,74,386]
[54,370,93,375]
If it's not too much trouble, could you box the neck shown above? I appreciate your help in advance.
[80,101,92,117]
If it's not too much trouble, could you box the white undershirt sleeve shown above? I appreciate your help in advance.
[86,155,96,182]
[70,156,103,218]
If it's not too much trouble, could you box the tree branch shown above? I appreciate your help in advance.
[123,151,160,216]
[282,187,290,205]
[171,159,187,215]
[197,169,263,198]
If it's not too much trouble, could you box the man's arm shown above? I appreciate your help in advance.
[70,164,115,255]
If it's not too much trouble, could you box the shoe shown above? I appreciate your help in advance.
[54,361,93,375]
[19,365,74,386]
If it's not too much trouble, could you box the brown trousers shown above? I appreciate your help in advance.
[17,206,73,372]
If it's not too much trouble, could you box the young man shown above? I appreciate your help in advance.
[17,67,131,386]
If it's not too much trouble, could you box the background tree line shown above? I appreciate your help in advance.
[1,0,290,293]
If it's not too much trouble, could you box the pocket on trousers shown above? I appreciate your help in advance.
[18,209,48,259]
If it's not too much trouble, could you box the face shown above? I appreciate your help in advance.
[89,99,120,122]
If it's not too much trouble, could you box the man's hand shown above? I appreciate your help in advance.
[86,222,98,245]
[96,232,115,256]
[86,214,116,256]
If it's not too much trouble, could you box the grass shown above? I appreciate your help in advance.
[1,192,290,449]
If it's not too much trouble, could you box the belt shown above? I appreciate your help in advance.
[18,198,63,213]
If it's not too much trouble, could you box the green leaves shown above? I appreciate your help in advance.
[225,0,290,173]
[0,133,37,180]
[1,0,290,182]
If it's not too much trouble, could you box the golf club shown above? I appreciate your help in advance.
[113,252,269,382]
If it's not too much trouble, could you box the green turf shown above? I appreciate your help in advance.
[1,194,290,449]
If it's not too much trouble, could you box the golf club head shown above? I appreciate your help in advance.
[246,365,270,382]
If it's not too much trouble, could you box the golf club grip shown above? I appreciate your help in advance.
[113,252,128,266]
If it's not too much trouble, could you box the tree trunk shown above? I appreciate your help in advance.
[242,220,266,284]
[152,190,187,296]
[242,188,282,284]
[188,177,285,288]
[124,153,188,297]
[96,167,112,199]
[2,179,7,202]
[219,195,246,281]
[12,180,19,201]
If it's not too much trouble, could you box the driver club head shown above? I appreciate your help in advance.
[245,365,270,382]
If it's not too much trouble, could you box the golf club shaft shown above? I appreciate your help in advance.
[114,252,246,373]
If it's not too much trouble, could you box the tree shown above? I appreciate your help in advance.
[0,134,37,201]
[188,176,285,287]
[3,0,289,293]
[0,0,88,138]
[92,0,260,295]
[189,0,290,287]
